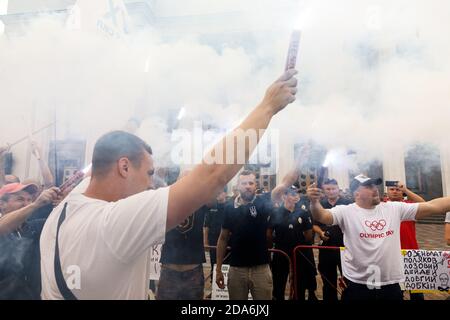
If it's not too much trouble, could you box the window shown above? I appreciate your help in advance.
[405,144,443,201]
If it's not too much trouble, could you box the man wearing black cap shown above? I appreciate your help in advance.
[268,185,313,300]
[269,147,317,300]
[308,173,450,300]
[313,178,352,301]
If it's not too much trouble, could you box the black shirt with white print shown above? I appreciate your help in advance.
[160,206,207,265]
[222,195,272,267]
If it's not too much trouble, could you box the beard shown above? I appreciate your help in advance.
[240,190,255,202]
[372,197,381,206]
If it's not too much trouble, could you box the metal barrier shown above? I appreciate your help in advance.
[292,245,343,300]
[269,248,294,300]
[204,245,449,300]
[204,246,293,300]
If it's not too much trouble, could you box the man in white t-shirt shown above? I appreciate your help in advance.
[40,69,298,300]
[307,174,450,300]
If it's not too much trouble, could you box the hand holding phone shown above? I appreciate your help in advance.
[317,166,327,188]
[385,181,398,187]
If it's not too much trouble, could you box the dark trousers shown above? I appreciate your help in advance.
[271,253,290,300]
[271,248,318,301]
[156,265,205,300]
[318,248,342,301]
[0,275,39,300]
[296,248,317,301]
[341,280,403,301]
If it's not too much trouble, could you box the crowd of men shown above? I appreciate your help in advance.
[1,69,449,300]
[1,145,448,301]
[0,142,60,299]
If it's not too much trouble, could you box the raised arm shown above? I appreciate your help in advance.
[271,145,309,204]
[0,187,59,235]
[416,197,450,220]
[307,183,334,225]
[31,141,55,188]
[397,181,425,203]
[0,145,10,186]
[167,70,298,230]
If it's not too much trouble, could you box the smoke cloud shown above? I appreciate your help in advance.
[0,0,449,171]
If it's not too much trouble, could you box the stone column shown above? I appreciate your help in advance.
[327,163,350,190]
[382,147,406,185]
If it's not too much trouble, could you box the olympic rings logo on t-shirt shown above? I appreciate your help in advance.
[364,219,387,231]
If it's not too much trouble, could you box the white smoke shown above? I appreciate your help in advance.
[0,0,449,171]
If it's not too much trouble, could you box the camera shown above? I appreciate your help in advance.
[385,181,398,187]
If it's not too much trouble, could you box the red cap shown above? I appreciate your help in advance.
[0,183,39,198]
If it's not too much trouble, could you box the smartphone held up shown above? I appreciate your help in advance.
[385,181,399,187]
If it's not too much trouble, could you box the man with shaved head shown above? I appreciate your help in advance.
[40,69,299,299]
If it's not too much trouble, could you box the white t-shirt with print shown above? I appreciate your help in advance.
[445,212,450,223]
[40,181,169,300]
[330,201,419,286]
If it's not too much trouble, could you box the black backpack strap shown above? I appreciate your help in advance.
[54,203,78,300]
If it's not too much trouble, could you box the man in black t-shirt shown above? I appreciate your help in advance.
[203,188,228,282]
[269,186,312,300]
[156,170,208,300]
[157,205,207,300]
[312,178,352,301]
[215,171,273,300]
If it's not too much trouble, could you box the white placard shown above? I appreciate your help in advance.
[212,264,229,300]
[403,249,450,293]
[149,244,162,280]
[339,248,450,293]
